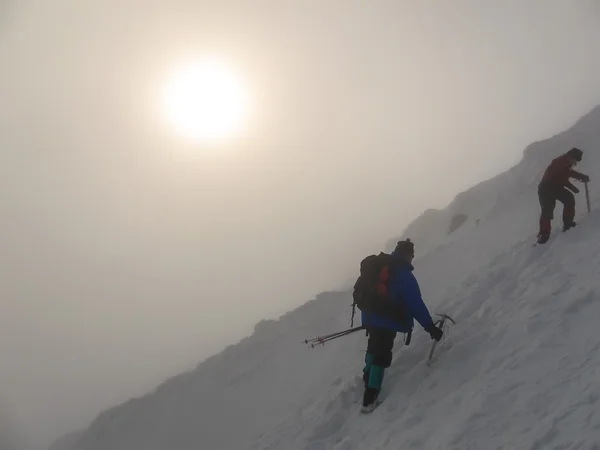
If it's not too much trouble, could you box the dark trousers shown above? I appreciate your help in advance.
[366,327,397,368]
[538,183,575,235]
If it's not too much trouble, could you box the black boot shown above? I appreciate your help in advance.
[563,221,577,232]
[361,387,380,413]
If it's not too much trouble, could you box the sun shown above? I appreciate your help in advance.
[161,58,249,143]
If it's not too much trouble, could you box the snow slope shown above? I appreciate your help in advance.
[50,105,600,450]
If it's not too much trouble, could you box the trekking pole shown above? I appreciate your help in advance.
[304,325,365,348]
[304,326,364,347]
[585,181,591,213]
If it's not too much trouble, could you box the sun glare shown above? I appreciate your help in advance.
[162,58,249,143]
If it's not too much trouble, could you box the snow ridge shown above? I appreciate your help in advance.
[50,105,600,450]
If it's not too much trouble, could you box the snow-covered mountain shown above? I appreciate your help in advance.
[47,432,83,450]
[50,105,600,450]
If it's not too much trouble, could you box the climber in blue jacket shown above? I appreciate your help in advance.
[360,239,443,412]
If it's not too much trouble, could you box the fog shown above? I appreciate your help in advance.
[2,1,600,448]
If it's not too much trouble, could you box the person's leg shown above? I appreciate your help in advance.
[362,351,375,387]
[556,187,576,231]
[363,328,397,407]
[538,184,556,243]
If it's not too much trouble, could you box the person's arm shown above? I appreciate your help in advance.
[565,181,579,193]
[569,169,590,183]
[396,271,434,329]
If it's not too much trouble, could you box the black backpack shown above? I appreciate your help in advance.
[351,252,406,324]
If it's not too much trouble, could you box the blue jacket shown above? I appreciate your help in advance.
[361,253,434,333]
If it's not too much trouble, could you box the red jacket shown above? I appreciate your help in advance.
[540,154,586,187]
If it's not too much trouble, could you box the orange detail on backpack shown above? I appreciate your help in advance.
[376,265,389,296]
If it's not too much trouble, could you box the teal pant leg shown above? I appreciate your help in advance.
[368,365,385,390]
[363,352,375,375]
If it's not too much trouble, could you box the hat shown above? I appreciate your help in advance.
[394,238,415,257]
[567,147,583,162]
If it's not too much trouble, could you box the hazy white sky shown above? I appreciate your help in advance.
[2,1,600,448]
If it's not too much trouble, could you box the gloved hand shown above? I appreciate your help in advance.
[425,323,443,342]
[566,182,579,194]
[581,174,590,183]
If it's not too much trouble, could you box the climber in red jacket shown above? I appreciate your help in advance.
[537,147,590,244]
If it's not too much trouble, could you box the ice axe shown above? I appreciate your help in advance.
[585,181,591,213]
[427,313,455,362]
[434,313,456,326]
